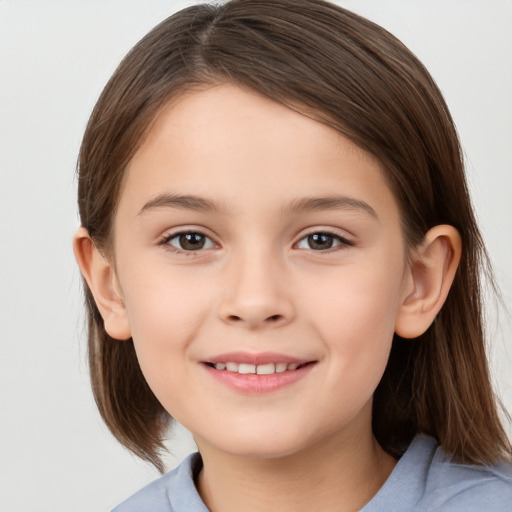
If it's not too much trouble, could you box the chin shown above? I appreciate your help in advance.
[196,427,320,461]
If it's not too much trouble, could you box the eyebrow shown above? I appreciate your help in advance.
[285,196,378,219]
[138,192,377,219]
[138,193,228,215]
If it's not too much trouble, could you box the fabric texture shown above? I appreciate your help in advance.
[112,434,512,512]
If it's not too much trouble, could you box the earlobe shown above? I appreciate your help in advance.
[395,225,462,339]
[73,227,132,340]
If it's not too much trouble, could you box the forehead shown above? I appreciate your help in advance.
[119,83,398,221]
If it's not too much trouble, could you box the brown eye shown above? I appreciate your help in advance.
[307,233,335,250]
[166,232,215,251]
[179,233,205,250]
[296,232,350,251]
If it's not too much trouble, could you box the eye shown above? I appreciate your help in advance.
[296,232,351,251]
[163,231,216,251]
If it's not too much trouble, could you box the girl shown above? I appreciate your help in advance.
[73,0,512,510]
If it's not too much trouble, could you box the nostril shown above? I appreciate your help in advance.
[222,309,289,326]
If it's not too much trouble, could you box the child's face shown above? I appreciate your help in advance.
[112,84,411,459]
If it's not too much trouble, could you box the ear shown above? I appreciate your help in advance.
[395,225,462,339]
[73,226,132,340]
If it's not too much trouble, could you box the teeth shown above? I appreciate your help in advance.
[238,363,256,374]
[256,363,275,375]
[275,363,288,373]
[213,361,304,374]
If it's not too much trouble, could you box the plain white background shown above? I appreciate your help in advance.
[0,1,511,510]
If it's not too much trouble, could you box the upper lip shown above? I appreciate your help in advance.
[203,351,314,366]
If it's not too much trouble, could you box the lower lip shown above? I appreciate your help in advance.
[202,363,316,394]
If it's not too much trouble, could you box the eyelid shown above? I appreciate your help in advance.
[157,227,219,253]
[156,226,354,254]
[294,228,354,250]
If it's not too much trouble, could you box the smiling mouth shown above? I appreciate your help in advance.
[204,361,314,375]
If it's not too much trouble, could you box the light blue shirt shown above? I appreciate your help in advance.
[113,435,512,511]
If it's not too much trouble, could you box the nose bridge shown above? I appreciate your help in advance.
[219,243,294,329]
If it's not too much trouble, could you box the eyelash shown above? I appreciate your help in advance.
[157,230,216,255]
[158,228,354,255]
[295,231,354,252]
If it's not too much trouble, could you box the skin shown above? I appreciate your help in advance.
[74,83,461,512]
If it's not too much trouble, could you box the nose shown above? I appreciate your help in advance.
[218,250,295,330]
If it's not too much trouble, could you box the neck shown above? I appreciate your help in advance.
[195,425,396,512]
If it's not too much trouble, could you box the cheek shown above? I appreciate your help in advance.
[119,268,213,382]
[307,254,403,330]
[122,258,212,331]
[304,258,404,381]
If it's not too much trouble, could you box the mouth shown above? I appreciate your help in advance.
[204,361,314,375]
[201,352,317,393]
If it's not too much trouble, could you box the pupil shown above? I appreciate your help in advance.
[308,233,333,250]
[180,233,205,250]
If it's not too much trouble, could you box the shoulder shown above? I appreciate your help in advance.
[112,453,208,512]
[363,435,512,512]
[423,441,512,512]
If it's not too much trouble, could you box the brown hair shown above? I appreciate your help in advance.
[77,0,510,472]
